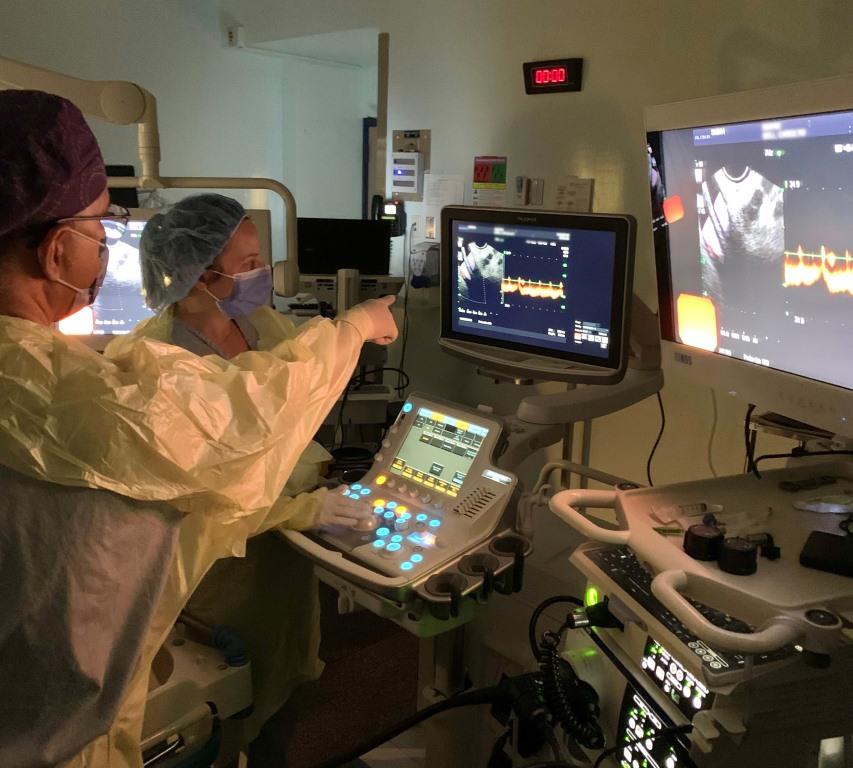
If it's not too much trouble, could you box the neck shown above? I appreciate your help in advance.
[174,293,236,342]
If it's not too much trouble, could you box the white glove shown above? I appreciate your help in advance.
[313,486,375,529]
[339,295,398,345]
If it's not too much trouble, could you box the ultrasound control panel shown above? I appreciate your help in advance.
[616,687,694,768]
[312,394,518,587]
[584,546,796,682]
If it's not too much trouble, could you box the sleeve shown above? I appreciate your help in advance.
[0,315,365,519]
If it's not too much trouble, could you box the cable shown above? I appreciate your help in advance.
[396,221,414,398]
[312,685,507,768]
[592,724,693,768]
[707,388,719,477]
[751,448,853,477]
[528,595,583,663]
[646,392,665,487]
[744,404,757,475]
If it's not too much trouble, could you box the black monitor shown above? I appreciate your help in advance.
[297,217,392,275]
[439,206,635,384]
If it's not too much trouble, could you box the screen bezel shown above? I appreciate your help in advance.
[645,72,853,437]
[440,206,634,372]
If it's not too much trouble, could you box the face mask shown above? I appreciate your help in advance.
[53,230,110,315]
[206,265,272,318]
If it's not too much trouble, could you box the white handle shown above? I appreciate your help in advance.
[548,489,629,545]
[281,530,410,589]
[651,570,801,654]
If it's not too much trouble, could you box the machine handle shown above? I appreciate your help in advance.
[548,489,629,545]
[281,530,411,589]
[650,570,801,654]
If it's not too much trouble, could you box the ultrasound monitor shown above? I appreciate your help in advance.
[58,207,273,351]
[439,206,635,384]
[647,72,853,438]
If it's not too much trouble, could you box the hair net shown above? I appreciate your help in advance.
[0,90,107,238]
[140,193,246,311]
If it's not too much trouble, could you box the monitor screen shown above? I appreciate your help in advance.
[389,405,489,498]
[57,218,155,337]
[297,217,391,275]
[440,207,634,376]
[650,108,853,393]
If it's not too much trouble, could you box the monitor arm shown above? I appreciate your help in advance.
[0,56,161,184]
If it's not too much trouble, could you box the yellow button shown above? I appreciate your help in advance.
[373,499,387,507]
[396,505,408,515]
[375,475,387,485]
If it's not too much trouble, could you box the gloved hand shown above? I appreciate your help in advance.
[313,486,375,529]
[339,295,398,345]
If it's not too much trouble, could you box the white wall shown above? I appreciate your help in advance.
[226,0,853,489]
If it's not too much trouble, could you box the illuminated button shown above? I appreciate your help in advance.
[374,507,385,515]
[394,517,410,532]
[373,499,386,508]
[372,539,386,549]
[348,493,361,500]
[351,484,362,491]
[376,527,391,537]
[396,505,408,515]
[402,402,413,413]
[360,488,371,495]
[375,475,387,486]
[387,501,398,510]
[410,553,424,563]
[391,534,404,543]
[416,513,428,522]
[401,561,414,571]
[384,512,396,525]
[429,519,442,528]
[692,696,702,709]
[384,542,402,557]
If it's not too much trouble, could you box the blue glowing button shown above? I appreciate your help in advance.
[351,484,362,491]
[387,501,398,510]
[360,488,371,495]
[401,561,414,571]
[391,534,404,543]
[416,513,428,522]
[349,493,361,500]
[410,553,424,563]
[376,527,391,537]
[372,539,386,549]
[429,519,442,528]
[384,512,395,523]
[387,542,402,552]
[399,512,412,520]
[374,506,385,515]
[402,402,413,413]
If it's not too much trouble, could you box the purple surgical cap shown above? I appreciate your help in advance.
[0,89,107,238]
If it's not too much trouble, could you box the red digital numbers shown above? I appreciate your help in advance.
[534,66,568,85]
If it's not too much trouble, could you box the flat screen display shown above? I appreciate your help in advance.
[650,108,853,391]
[389,406,489,498]
[58,219,155,336]
[448,218,618,362]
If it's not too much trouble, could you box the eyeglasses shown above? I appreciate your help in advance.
[55,204,131,229]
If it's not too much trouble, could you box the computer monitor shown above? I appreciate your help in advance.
[297,217,392,276]
[647,72,853,439]
[58,207,273,351]
[439,206,636,384]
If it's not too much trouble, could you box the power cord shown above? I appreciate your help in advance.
[707,388,719,477]
[744,404,757,475]
[751,448,853,478]
[396,221,415,397]
[646,392,665,487]
[592,724,693,767]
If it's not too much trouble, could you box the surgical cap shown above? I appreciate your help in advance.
[0,90,107,238]
[140,194,247,311]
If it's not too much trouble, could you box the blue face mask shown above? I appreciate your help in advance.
[206,265,273,318]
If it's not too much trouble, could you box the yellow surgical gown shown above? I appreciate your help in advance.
[0,310,365,768]
[113,305,332,747]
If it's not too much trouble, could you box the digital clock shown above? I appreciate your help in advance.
[523,58,583,94]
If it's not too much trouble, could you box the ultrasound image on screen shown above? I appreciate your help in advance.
[651,110,853,390]
[451,221,616,359]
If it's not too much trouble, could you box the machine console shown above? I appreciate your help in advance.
[307,393,522,595]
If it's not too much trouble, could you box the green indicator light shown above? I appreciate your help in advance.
[585,585,600,606]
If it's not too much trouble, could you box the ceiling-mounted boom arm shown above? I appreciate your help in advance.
[0,56,161,183]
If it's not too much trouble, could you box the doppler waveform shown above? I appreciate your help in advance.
[501,276,565,300]
[784,245,853,296]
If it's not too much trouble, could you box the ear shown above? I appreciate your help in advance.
[35,228,67,281]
